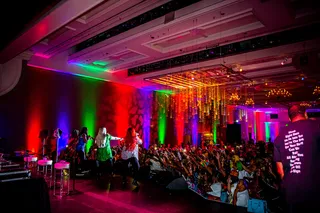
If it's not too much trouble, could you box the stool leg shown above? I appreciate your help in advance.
[53,169,56,196]
[60,169,63,197]
[44,165,47,178]
[49,165,52,188]
[67,168,70,195]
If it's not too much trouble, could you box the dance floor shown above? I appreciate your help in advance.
[50,176,247,213]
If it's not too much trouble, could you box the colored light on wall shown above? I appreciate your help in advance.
[72,63,108,72]
[175,94,184,145]
[27,110,41,153]
[73,73,108,81]
[192,116,198,146]
[57,95,70,152]
[213,120,218,143]
[157,93,166,145]
[265,122,270,142]
[34,53,50,59]
[92,61,108,66]
[142,90,152,148]
[27,64,109,82]
[26,76,43,153]
[265,122,280,142]
[80,79,98,153]
[155,90,174,94]
[114,85,131,138]
[254,111,264,141]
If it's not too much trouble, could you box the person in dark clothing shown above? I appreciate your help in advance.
[274,105,320,213]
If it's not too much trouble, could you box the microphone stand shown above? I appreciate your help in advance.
[69,150,82,195]
[42,138,46,158]
[55,135,60,163]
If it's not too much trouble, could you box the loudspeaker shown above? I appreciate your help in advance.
[226,124,241,144]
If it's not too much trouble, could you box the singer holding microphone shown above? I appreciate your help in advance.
[121,127,143,186]
[95,127,122,178]
[76,127,92,171]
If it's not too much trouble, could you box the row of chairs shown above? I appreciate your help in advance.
[24,156,70,198]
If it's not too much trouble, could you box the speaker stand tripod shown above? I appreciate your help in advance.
[68,155,82,195]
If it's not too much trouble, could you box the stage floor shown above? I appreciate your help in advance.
[50,176,246,213]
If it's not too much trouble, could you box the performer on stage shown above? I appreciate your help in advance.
[76,127,92,170]
[48,128,62,162]
[95,127,122,178]
[121,127,143,186]
[60,129,79,162]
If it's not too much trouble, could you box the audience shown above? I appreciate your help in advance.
[60,136,281,210]
[109,140,280,209]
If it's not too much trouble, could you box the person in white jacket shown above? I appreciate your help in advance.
[121,127,143,186]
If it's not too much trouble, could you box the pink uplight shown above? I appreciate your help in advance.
[34,53,51,59]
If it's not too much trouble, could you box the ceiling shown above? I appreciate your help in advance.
[0,0,62,51]
[2,0,320,107]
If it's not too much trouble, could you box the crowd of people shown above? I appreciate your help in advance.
[57,128,281,210]
[55,104,320,213]
[133,141,278,208]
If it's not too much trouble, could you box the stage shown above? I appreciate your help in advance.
[50,176,246,213]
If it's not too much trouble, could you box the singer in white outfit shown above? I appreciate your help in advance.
[121,127,143,186]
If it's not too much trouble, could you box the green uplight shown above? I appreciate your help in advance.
[80,79,98,153]
[265,122,270,142]
[92,61,108,66]
[73,73,108,81]
[74,63,108,72]
[213,120,218,143]
[157,94,166,144]
[155,90,174,94]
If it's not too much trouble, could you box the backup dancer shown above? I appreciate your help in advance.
[95,127,122,177]
[121,127,143,186]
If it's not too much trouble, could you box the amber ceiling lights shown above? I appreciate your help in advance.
[300,102,311,107]
[229,93,240,101]
[313,86,320,95]
[245,98,255,105]
[266,88,292,98]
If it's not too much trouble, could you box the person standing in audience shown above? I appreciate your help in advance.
[76,127,91,171]
[95,127,122,178]
[121,127,143,186]
[274,105,320,213]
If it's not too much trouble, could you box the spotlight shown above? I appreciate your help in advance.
[227,75,230,78]
[281,62,284,65]
[192,77,194,80]
[239,68,243,72]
